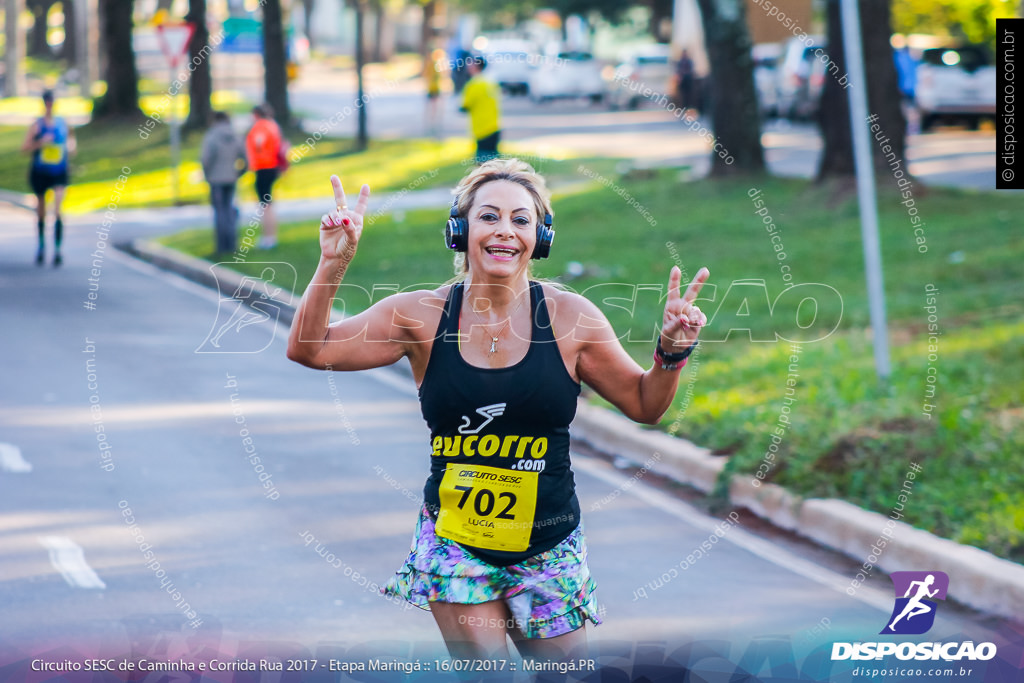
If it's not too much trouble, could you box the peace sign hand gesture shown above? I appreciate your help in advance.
[320,174,371,263]
[661,266,710,351]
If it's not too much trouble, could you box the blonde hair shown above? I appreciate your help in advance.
[450,158,553,276]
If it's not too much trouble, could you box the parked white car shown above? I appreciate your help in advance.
[915,46,996,131]
[528,51,606,103]
[480,39,539,96]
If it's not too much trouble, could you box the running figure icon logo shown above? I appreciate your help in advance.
[880,571,949,635]
[457,403,506,434]
[197,263,296,354]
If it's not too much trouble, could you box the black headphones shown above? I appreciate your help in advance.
[445,196,555,259]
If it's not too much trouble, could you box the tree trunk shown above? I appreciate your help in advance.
[59,0,77,64]
[301,0,314,51]
[184,0,213,131]
[28,0,54,58]
[816,0,905,180]
[93,0,142,119]
[95,0,107,79]
[694,0,765,175]
[370,0,384,63]
[4,0,25,97]
[420,0,436,60]
[261,0,291,127]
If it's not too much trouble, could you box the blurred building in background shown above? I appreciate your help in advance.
[670,0,815,78]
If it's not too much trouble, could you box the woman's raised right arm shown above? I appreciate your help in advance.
[286,176,407,371]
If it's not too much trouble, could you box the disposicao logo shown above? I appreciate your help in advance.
[831,570,997,663]
[881,570,948,635]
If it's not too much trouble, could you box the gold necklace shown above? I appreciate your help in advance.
[465,290,529,354]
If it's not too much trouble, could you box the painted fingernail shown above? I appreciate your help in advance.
[342,218,350,226]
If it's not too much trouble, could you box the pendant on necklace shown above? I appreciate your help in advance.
[489,337,498,353]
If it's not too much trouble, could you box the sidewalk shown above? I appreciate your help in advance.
[115,186,459,229]
[0,178,598,232]
[0,185,458,230]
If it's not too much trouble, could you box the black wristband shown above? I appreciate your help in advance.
[656,336,698,366]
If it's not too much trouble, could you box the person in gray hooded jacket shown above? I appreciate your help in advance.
[201,111,247,254]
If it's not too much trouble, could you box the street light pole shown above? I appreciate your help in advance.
[170,61,182,205]
[354,0,368,150]
[840,0,890,381]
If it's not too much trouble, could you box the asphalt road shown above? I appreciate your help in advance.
[1,205,1021,681]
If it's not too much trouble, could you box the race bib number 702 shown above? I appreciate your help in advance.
[435,463,539,552]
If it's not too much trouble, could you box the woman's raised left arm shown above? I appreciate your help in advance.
[574,266,709,425]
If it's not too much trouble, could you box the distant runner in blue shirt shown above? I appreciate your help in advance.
[21,90,76,266]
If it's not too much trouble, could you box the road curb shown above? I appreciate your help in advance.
[573,408,1024,623]
[121,237,1024,622]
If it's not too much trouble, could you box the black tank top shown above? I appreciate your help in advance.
[419,281,582,566]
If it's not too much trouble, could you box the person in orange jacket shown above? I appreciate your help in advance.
[246,104,284,249]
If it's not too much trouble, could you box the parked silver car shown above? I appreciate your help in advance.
[528,51,606,104]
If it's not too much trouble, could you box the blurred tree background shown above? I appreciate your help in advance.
[891,0,1019,46]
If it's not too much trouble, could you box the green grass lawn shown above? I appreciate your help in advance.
[164,168,1024,563]
[0,119,619,213]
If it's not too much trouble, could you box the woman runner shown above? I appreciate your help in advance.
[287,158,709,661]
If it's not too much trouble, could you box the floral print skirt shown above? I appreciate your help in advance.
[382,505,602,639]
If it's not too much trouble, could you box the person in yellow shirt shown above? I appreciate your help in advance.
[460,55,501,163]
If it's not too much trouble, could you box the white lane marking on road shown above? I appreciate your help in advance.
[38,536,107,589]
[571,454,893,614]
[0,442,32,472]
